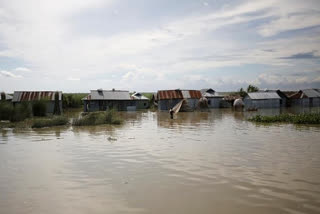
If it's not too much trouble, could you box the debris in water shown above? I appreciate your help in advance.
[107,136,117,141]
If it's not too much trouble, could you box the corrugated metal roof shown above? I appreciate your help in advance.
[158,90,183,100]
[302,89,320,98]
[157,90,202,100]
[131,92,149,100]
[84,90,131,100]
[203,92,223,98]
[181,90,192,99]
[12,91,62,102]
[201,88,224,98]
[283,91,299,97]
[0,93,13,100]
[247,92,281,100]
[200,88,215,94]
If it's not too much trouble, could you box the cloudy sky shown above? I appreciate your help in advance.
[0,0,320,92]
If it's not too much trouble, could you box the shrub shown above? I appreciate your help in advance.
[32,100,47,116]
[0,102,32,122]
[0,102,14,120]
[72,109,122,126]
[62,93,87,109]
[11,102,32,122]
[32,116,69,128]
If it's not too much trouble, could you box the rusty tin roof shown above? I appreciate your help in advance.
[157,90,202,100]
[13,91,62,102]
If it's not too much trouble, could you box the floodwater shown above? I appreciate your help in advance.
[1,108,320,214]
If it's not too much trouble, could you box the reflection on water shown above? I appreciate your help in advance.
[0,108,320,214]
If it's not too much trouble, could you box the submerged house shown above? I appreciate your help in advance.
[221,94,241,108]
[289,89,320,107]
[200,88,224,108]
[263,90,288,107]
[12,91,62,114]
[0,92,13,102]
[131,92,150,109]
[83,89,135,112]
[243,92,281,109]
[157,89,202,111]
[151,93,158,107]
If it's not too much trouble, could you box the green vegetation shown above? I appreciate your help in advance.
[72,109,122,126]
[63,93,87,109]
[249,113,320,124]
[247,84,259,93]
[53,92,61,115]
[141,93,153,100]
[0,102,13,120]
[0,102,32,122]
[239,88,248,98]
[12,102,32,122]
[32,116,69,128]
[32,100,47,117]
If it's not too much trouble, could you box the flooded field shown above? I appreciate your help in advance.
[1,108,320,214]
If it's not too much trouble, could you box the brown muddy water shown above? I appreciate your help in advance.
[0,108,320,214]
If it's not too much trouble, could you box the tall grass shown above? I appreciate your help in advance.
[249,113,320,124]
[72,109,122,126]
[32,116,69,128]
[32,100,47,116]
[0,102,13,120]
[63,93,87,109]
[12,102,32,122]
[0,102,32,122]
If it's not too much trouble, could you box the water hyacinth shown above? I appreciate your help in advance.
[72,109,122,126]
[32,116,69,128]
[249,113,320,124]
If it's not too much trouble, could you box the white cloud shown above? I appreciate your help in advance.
[67,77,80,81]
[0,0,319,92]
[259,13,320,37]
[0,70,22,78]
[14,67,31,72]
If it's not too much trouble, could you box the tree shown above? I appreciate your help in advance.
[247,85,259,93]
[239,88,247,97]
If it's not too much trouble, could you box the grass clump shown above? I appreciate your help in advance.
[0,102,32,122]
[0,102,14,120]
[72,109,122,126]
[63,93,87,109]
[32,116,69,128]
[249,113,320,124]
[12,102,32,122]
[32,100,47,116]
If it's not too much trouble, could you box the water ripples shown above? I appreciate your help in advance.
[1,110,320,213]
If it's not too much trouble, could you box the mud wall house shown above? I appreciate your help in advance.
[82,89,135,112]
[200,88,224,108]
[131,92,150,109]
[12,91,63,114]
[289,89,320,107]
[0,92,13,102]
[157,89,202,111]
[244,92,281,109]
